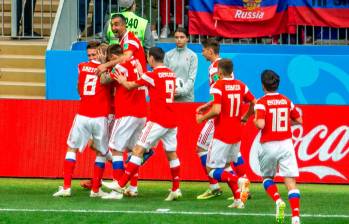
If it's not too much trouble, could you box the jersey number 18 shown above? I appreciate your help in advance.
[269,108,288,132]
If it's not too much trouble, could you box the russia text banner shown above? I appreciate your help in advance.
[189,0,349,38]
[213,0,279,22]
[189,0,289,38]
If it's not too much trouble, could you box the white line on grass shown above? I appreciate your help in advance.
[0,208,348,219]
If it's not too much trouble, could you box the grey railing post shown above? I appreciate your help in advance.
[11,0,18,37]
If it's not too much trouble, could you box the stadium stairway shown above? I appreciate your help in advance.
[0,40,46,99]
[0,0,59,37]
[0,0,61,99]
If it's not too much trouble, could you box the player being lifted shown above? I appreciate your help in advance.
[53,41,112,198]
[254,70,302,224]
[196,38,251,200]
[196,59,255,208]
[104,47,182,201]
[99,44,150,199]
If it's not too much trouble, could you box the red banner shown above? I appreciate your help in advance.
[189,0,349,38]
[213,4,278,22]
[0,100,348,184]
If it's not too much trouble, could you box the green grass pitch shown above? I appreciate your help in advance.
[0,178,348,224]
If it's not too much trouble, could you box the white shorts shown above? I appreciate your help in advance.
[67,114,109,154]
[109,116,146,152]
[259,139,299,177]
[137,121,177,151]
[206,139,241,169]
[197,119,214,150]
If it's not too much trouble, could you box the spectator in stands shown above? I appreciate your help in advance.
[104,0,154,52]
[136,0,159,40]
[16,0,38,36]
[79,0,109,38]
[160,0,186,39]
[164,27,197,102]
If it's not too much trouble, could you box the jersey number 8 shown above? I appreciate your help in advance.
[83,75,98,96]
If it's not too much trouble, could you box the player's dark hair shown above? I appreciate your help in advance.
[148,47,165,62]
[218,59,233,77]
[174,27,188,37]
[261,70,280,91]
[202,38,220,54]
[86,40,100,50]
[107,44,123,57]
[111,13,127,25]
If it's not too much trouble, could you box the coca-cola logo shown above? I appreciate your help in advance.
[249,125,349,180]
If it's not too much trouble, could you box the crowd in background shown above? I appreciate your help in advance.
[78,0,189,41]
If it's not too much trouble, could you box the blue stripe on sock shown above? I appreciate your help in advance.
[233,156,244,166]
[199,154,207,168]
[95,162,105,169]
[112,161,124,170]
[66,159,75,162]
[213,168,224,182]
[263,179,275,190]
[288,193,300,199]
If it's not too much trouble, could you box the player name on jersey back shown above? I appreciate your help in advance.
[81,66,98,73]
[267,99,287,106]
[158,72,176,78]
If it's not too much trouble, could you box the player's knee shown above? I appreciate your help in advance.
[166,151,177,161]
[133,145,146,157]
[67,147,78,153]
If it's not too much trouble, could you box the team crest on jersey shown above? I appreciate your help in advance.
[123,43,129,50]
[243,0,262,10]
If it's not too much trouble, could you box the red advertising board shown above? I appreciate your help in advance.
[0,100,348,184]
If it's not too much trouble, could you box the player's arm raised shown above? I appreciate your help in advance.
[96,51,133,75]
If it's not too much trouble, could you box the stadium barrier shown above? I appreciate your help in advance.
[46,43,349,105]
[0,100,348,184]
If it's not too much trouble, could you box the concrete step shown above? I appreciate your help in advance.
[0,11,56,24]
[0,0,60,12]
[0,95,45,99]
[0,40,47,55]
[0,81,45,97]
[0,55,45,69]
[0,23,52,36]
[0,68,45,83]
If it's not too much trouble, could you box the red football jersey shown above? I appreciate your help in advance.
[255,93,301,143]
[77,60,112,117]
[211,78,255,144]
[136,66,177,128]
[109,59,147,119]
[120,31,147,73]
